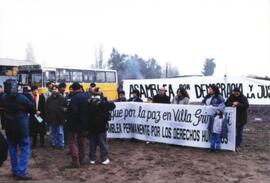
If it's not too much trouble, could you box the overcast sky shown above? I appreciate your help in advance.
[0,0,269,77]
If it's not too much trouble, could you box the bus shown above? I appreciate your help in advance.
[17,64,118,100]
[0,58,34,87]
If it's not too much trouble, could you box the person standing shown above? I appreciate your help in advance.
[0,79,35,180]
[66,82,89,168]
[29,86,46,148]
[171,87,190,104]
[87,87,116,165]
[45,85,66,148]
[153,87,170,104]
[225,87,249,151]
[201,84,225,112]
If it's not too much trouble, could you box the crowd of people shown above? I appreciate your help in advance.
[0,79,249,180]
[0,79,115,180]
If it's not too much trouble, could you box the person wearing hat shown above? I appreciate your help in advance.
[29,86,46,148]
[128,89,143,102]
[225,87,249,151]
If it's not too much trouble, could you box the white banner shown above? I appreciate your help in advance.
[108,102,236,151]
[123,76,270,105]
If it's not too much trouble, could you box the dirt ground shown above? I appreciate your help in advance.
[0,105,270,183]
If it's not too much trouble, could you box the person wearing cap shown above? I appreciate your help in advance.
[153,87,170,104]
[225,87,249,151]
[29,86,46,148]
[66,82,89,168]
[128,89,143,102]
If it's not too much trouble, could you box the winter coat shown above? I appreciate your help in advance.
[128,96,143,102]
[153,94,170,104]
[202,94,225,113]
[171,96,189,104]
[87,97,116,133]
[29,94,46,136]
[225,94,249,128]
[45,94,66,125]
[0,93,35,140]
[67,91,89,132]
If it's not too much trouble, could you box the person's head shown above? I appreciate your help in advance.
[232,87,241,97]
[118,90,125,99]
[31,85,39,96]
[119,80,124,86]
[69,85,73,94]
[159,87,166,96]
[176,87,190,98]
[47,81,54,90]
[4,79,18,95]
[207,84,220,96]
[71,82,82,92]
[131,89,140,97]
[90,82,96,88]
[51,85,59,96]
[58,83,66,94]
[23,85,31,94]
[147,97,153,103]
[92,87,102,96]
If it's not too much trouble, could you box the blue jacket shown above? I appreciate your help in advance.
[202,94,225,113]
[0,93,35,140]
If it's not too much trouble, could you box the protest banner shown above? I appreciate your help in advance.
[123,76,270,105]
[108,102,236,151]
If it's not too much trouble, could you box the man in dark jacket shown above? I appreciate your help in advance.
[45,85,66,148]
[153,87,170,104]
[66,82,89,168]
[225,87,249,150]
[0,79,35,180]
[88,87,116,165]
[29,86,46,148]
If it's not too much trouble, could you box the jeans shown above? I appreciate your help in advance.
[236,126,244,147]
[89,132,109,162]
[7,136,30,177]
[50,124,64,147]
[210,133,221,150]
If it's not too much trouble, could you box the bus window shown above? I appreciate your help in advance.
[83,70,95,82]
[43,71,56,82]
[106,71,116,83]
[18,73,28,85]
[31,72,42,86]
[96,71,106,83]
[71,70,83,82]
[57,69,70,82]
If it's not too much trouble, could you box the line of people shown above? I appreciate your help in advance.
[117,84,249,152]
